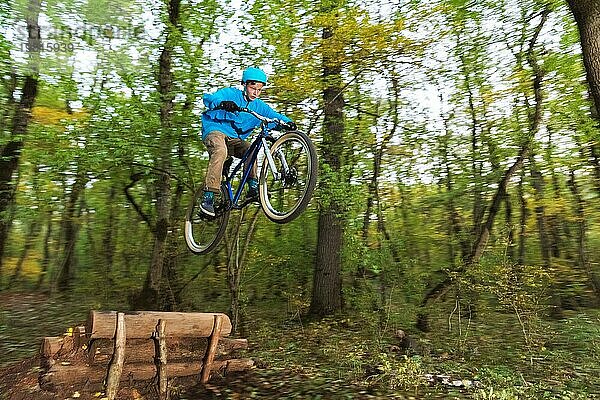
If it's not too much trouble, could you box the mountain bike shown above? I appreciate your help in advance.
[184,107,318,254]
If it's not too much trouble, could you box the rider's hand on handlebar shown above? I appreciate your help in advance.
[282,121,297,131]
[218,101,240,112]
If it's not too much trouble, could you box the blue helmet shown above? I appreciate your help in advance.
[242,67,267,84]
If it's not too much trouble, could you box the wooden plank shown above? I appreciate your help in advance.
[40,359,254,387]
[153,319,168,400]
[87,311,232,339]
[200,314,224,383]
[105,312,126,400]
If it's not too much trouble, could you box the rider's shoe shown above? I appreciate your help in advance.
[247,178,259,202]
[199,191,215,217]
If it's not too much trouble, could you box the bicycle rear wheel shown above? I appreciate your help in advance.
[184,186,230,254]
[260,131,318,224]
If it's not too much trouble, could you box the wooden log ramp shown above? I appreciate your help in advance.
[39,310,254,398]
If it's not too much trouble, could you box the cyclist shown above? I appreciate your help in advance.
[199,67,296,216]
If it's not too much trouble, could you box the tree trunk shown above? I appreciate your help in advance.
[517,172,527,265]
[162,137,195,310]
[0,0,41,282]
[567,1,600,112]
[548,170,563,259]
[589,142,600,196]
[7,219,40,288]
[225,208,260,335]
[524,9,550,267]
[567,170,600,302]
[529,161,551,267]
[311,210,343,315]
[567,1,600,195]
[135,0,180,309]
[310,7,345,316]
[103,186,117,287]
[36,210,54,290]
[56,172,87,292]
[363,78,401,263]
[504,190,515,262]
[461,52,484,240]
[397,184,415,262]
[436,89,470,263]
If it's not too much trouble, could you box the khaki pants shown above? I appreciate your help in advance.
[203,131,258,193]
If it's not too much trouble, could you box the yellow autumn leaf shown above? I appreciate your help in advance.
[31,105,88,126]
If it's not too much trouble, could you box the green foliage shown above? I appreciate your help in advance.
[371,354,426,390]
[472,365,592,399]
[314,163,362,217]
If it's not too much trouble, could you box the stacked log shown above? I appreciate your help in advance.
[39,311,253,391]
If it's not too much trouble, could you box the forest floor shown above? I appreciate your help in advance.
[1,290,600,399]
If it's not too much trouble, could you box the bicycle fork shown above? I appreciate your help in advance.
[261,137,288,180]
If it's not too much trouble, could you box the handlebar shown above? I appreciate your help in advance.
[238,107,289,127]
[238,107,268,120]
[243,107,299,132]
[214,102,293,130]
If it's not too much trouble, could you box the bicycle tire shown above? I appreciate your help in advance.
[184,185,230,254]
[259,131,318,224]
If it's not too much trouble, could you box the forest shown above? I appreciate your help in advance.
[1,0,600,398]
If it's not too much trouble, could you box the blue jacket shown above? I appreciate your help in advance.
[201,87,291,140]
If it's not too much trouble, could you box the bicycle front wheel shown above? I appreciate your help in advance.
[184,186,230,254]
[260,131,318,224]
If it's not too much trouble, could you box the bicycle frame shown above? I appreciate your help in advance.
[220,110,284,210]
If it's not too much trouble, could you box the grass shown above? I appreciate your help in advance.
[236,303,600,399]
